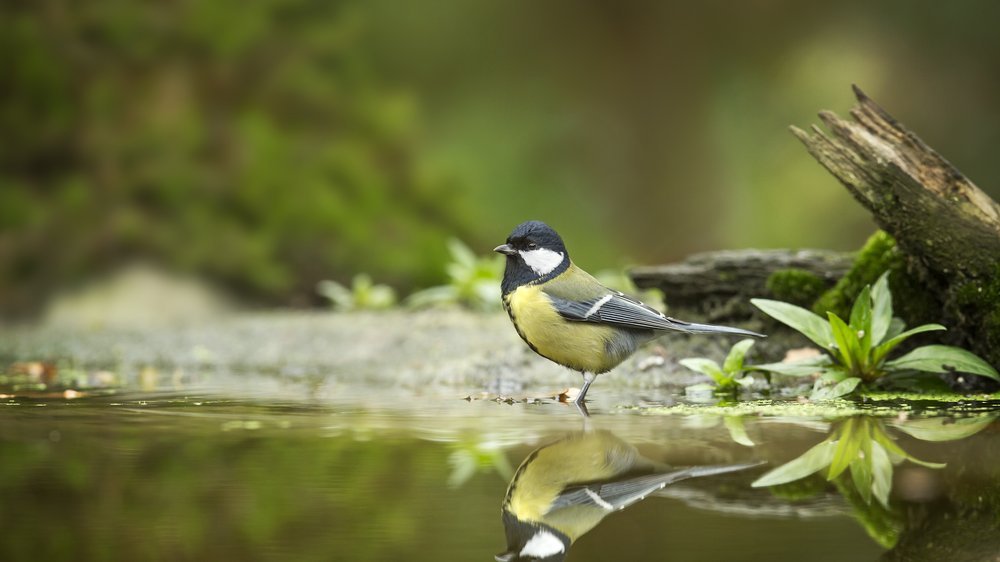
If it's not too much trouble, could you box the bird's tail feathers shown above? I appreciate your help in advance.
[664,317,765,338]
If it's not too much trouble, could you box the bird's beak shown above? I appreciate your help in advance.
[494,244,517,256]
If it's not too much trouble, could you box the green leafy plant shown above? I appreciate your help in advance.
[680,339,757,394]
[406,239,503,311]
[751,272,999,399]
[317,274,397,311]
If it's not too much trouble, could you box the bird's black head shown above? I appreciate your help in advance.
[496,221,570,296]
[495,511,570,562]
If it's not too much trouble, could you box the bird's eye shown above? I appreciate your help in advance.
[527,242,538,249]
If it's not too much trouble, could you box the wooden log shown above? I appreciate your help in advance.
[791,85,1000,278]
[631,249,852,320]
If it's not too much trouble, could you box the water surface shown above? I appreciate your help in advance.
[2,379,998,562]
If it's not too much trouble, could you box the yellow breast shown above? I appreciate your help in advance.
[504,285,619,373]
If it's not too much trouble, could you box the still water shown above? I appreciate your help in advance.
[1,385,999,561]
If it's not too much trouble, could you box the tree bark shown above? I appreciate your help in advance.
[631,249,852,320]
[791,85,1000,279]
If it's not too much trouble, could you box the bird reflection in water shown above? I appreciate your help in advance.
[495,430,761,561]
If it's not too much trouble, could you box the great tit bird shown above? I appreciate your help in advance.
[495,221,764,405]
[495,430,761,561]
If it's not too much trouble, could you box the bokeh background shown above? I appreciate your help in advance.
[4,0,1000,316]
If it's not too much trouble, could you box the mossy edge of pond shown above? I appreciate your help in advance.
[627,392,1000,419]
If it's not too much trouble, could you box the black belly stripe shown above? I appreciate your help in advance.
[504,299,543,356]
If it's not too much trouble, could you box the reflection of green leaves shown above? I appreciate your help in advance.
[753,271,1000,399]
[833,474,903,549]
[753,440,836,488]
[680,339,757,394]
[753,417,946,509]
[890,415,997,442]
[723,416,755,447]
[446,441,513,488]
[828,418,860,480]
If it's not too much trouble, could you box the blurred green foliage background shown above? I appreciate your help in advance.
[3,0,999,314]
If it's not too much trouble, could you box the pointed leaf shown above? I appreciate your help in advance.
[811,375,861,401]
[752,440,837,488]
[678,358,727,385]
[884,345,1000,382]
[828,419,862,480]
[828,313,859,372]
[902,456,947,470]
[849,285,873,359]
[851,436,874,505]
[447,238,477,268]
[870,441,894,508]
[724,416,755,447]
[723,339,755,374]
[890,416,998,442]
[752,299,835,351]
[884,317,906,342]
[872,324,947,365]
[870,272,893,345]
[870,423,909,465]
[749,355,834,377]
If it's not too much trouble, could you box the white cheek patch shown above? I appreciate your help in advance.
[520,530,565,559]
[519,248,564,276]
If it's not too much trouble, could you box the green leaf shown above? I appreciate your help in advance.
[752,440,837,488]
[828,419,861,480]
[870,272,893,345]
[447,238,477,268]
[851,436,874,505]
[884,345,1000,382]
[751,299,835,351]
[828,313,859,372]
[872,324,947,365]
[723,339,755,374]
[870,424,908,464]
[884,317,907,342]
[849,285,873,359]
[870,441,894,508]
[811,376,861,401]
[890,415,998,442]
[724,416,755,447]
[750,355,834,377]
[679,358,727,385]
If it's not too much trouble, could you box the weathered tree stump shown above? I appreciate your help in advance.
[791,85,1000,279]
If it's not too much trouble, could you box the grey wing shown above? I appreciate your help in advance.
[547,290,764,337]
[547,463,764,514]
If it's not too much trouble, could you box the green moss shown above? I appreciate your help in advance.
[813,231,901,317]
[811,230,940,328]
[629,396,1000,418]
[766,269,828,306]
[950,264,1000,369]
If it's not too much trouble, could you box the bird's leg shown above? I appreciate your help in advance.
[574,372,596,406]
